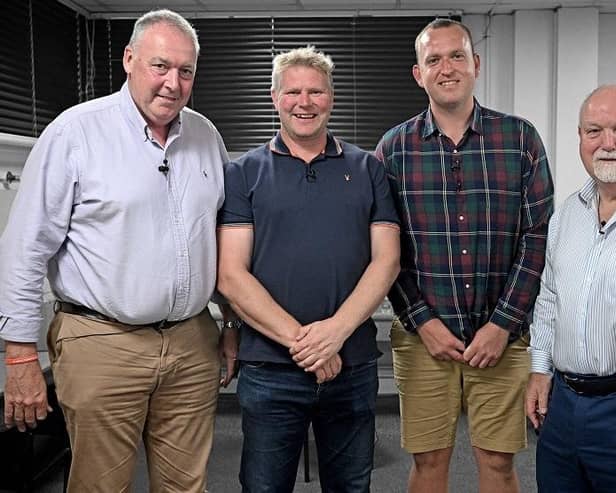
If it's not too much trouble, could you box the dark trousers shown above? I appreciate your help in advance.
[237,360,378,493]
[537,372,616,493]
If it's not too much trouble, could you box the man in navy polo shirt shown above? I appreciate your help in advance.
[217,45,400,492]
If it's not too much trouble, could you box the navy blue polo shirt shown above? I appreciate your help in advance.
[219,131,399,366]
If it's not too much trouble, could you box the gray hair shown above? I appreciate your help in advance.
[271,46,334,92]
[579,84,616,126]
[414,18,475,61]
[128,9,200,56]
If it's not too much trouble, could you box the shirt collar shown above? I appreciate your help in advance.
[120,82,183,143]
[422,98,484,139]
[578,177,599,208]
[269,131,343,157]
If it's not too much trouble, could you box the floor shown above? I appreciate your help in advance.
[33,395,538,493]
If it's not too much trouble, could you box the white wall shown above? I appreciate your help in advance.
[513,10,554,167]
[0,133,34,240]
[554,8,599,203]
[599,14,616,84]
[466,8,616,205]
[467,14,514,115]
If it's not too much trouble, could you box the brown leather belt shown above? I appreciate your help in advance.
[55,301,186,330]
[560,371,616,397]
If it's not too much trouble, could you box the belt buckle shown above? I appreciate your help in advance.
[153,319,168,330]
[562,374,587,395]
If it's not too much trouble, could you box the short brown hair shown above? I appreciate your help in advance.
[414,18,475,61]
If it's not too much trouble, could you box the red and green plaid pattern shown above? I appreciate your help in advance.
[375,101,554,343]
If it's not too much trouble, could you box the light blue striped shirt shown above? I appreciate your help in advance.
[530,178,616,376]
[0,83,228,343]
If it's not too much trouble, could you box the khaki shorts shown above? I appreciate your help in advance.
[391,321,529,454]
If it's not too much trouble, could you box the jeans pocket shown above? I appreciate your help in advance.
[240,360,267,370]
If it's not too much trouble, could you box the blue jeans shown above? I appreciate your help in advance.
[536,372,616,493]
[237,360,378,493]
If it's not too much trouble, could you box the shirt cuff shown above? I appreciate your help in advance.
[490,304,526,334]
[397,303,435,333]
[529,346,553,375]
[0,316,43,344]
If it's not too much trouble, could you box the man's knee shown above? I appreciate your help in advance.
[412,448,452,473]
[474,448,515,476]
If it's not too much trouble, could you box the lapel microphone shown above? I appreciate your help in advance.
[306,167,317,182]
[158,159,169,175]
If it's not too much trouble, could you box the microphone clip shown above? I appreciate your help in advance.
[599,220,607,235]
[306,167,317,183]
[158,159,170,175]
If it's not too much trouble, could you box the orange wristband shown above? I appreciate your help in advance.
[5,354,39,365]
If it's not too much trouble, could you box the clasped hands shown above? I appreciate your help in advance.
[417,319,509,368]
[289,318,347,384]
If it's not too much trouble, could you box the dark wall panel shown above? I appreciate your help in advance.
[1,1,437,150]
[354,16,430,149]
[1,0,78,136]
[273,17,356,148]
[32,0,79,133]
[192,18,274,152]
[0,2,33,136]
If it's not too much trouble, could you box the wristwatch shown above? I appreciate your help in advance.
[223,319,241,330]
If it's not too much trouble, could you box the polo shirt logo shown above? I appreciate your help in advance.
[345,174,351,181]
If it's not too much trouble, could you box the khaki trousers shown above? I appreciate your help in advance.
[47,310,221,492]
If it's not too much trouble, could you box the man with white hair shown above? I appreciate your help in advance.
[526,84,616,492]
[0,9,235,492]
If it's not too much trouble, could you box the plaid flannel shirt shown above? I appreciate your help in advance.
[375,101,554,343]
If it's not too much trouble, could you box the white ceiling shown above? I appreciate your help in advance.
[57,0,616,18]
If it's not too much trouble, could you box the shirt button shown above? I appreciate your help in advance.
[459,215,465,221]
[462,249,468,254]
[453,149,458,153]
[465,283,471,289]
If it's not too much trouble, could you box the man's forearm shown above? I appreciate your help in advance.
[492,225,549,333]
[495,144,553,331]
[330,224,400,337]
[4,341,39,358]
[388,274,435,330]
[218,270,301,348]
[331,247,400,339]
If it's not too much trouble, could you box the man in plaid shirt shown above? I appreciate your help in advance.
[375,18,554,493]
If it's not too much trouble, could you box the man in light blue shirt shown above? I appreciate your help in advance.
[527,84,616,492]
[0,9,236,492]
